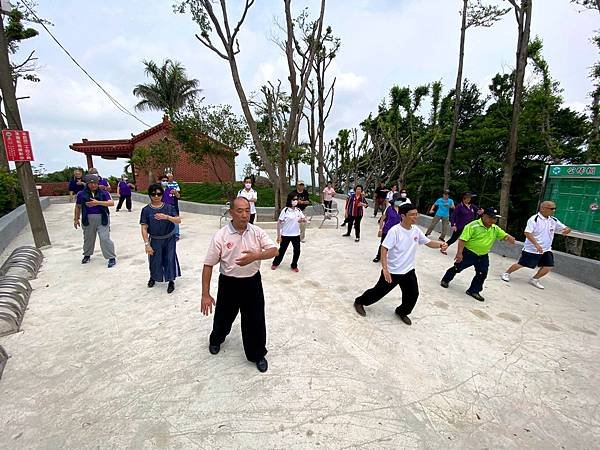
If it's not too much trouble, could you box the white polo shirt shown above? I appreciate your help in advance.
[523,213,567,253]
[238,188,257,214]
[382,223,430,274]
[278,207,305,236]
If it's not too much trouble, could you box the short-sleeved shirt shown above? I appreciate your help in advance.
[118,181,132,196]
[323,187,335,202]
[523,213,566,253]
[238,188,258,214]
[291,190,310,211]
[162,186,177,206]
[98,177,110,190]
[278,207,305,236]
[139,203,177,237]
[382,224,430,274]
[382,206,401,234]
[68,177,85,194]
[76,189,111,215]
[460,219,507,256]
[433,197,454,217]
[204,222,277,278]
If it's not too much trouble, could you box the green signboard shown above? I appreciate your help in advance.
[544,165,600,235]
[548,164,600,178]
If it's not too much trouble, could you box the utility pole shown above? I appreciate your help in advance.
[0,11,50,247]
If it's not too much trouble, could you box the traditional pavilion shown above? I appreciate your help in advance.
[69,116,236,190]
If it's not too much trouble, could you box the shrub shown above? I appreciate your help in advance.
[0,170,23,217]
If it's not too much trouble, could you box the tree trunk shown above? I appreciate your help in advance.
[444,0,468,191]
[0,109,10,171]
[499,0,532,229]
[587,88,599,163]
[0,15,50,247]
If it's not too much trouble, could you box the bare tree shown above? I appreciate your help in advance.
[174,0,326,212]
[498,0,532,228]
[443,0,509,190]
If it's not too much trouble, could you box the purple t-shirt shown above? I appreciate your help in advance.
[382,206,402,234]
[76,189,111,215]
[118,181,131,196]
[162,186,176,205]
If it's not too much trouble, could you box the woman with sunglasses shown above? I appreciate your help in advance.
[271,192,307,272]
[140,183,182,293]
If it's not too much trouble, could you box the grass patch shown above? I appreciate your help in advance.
[180,182,320,207]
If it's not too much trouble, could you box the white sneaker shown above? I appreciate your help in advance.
[500,272,510,282]
[528,278,544,290]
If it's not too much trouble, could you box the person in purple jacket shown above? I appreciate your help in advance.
[373,195,403,262]
[446,192,483,247]
[68,169,85,202]
[116,174,135,212]
[74,174,117,267]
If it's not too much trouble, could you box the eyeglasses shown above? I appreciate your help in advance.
[150,192,162,197]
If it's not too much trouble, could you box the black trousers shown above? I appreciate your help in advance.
[441,248,489,294]
[375,232,387,259]
[249,213,256,224]
[446,227,464,247]
[324,200,333,211]
[356,269,419,316]
[209,272,267,362]
[116,195,132,211]
[346,215,363,238]
[272,235,301,268]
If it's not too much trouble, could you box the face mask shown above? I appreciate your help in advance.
[394,201,403,207]
[400,193,407,198]
[291,200,298,207]
[245,183,251,189]
[161,181,168,186]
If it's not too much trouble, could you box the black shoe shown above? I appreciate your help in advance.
[354,301,366,317]
[81,256,91,264]
[209,344,220,355]
[147,278,155,288]
[395,311,412,325]
[167,281,175,293]
[107,258,116,268]
[256,357,268,373]
[372,257,380,263]
[342,233,350,237]
[440,280,449,288]
[466,291,485,302]
[355,238,360,242]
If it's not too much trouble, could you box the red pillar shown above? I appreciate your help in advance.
[86,154,93,169]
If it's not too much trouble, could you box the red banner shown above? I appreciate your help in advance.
[2,129,34,161]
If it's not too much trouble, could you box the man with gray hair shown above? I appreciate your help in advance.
[501,201,571,289]
[74,174,117,267]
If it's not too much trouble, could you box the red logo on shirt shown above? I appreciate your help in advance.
[413,236,418,241]
[226,242,233,249]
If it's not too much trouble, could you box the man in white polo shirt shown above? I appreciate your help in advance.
[201,197,278,372]
[501,201,571,289]
[353,203,448,325]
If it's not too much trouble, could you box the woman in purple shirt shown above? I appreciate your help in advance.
[373,198,403,262]
[446,192,483,247]
[116,174,135,212]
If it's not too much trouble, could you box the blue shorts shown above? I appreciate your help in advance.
[518,250,554,269]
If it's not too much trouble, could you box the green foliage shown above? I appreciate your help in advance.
[32,165,84,182]
[133,59,202,118]
[0,169,23,217]
[4,8,38,54]
[131,139,180,178]
[179,182,319,206]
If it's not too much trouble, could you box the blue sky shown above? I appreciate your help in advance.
[8,0,599,179]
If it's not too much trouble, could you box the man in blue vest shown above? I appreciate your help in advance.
[74,174,117,267]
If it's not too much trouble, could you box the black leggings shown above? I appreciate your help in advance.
[116,195,131,211]
[346,215,363,238]
[272,235,301,268]
[324,200,333,211]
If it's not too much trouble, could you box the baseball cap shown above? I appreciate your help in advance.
[297,180,305,185]
[84,174,100,184]
[483,207,501,218]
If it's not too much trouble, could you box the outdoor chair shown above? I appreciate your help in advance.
[307,203,339,229]
[219,202,231,227]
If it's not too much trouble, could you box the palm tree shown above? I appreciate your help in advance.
[133,59,201,118]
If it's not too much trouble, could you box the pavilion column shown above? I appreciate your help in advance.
[86,154,93,169]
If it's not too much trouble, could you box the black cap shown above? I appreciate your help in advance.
[482,207,501,218]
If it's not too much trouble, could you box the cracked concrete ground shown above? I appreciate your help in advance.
[0,200,599,449]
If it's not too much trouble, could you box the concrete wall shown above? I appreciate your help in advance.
[417,214,600,290]
[0,197,51,256]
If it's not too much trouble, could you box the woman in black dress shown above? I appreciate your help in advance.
[140,183,182,293]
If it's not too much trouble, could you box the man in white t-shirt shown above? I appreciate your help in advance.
[501,201,571,290]
[354,203,448,325]
[238,176,258,223]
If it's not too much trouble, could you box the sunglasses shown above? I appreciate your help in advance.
[150,192,163,197]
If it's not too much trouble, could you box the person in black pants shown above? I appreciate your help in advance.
[354,203,447,325]
[272,193,307,272]
[201,197,279,372]
[343,185,368,242]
